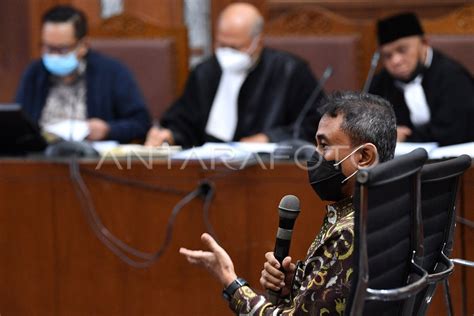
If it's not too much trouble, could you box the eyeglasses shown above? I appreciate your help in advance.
[41,42,79,55]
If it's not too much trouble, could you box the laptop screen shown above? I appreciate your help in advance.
[0,104,47,155]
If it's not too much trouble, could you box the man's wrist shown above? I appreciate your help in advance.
[165,129,175,145]
[222,277,248,302]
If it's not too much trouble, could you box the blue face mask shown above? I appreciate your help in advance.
[42,51,79,76]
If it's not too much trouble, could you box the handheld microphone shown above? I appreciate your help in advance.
[362,51,380,93]
[267,195,301,304]
[275,66,332,161]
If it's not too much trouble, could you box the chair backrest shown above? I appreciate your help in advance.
[423,4,474,76]
[89,14,189,120]
[264,6,373,92]
[412,155,472,315]
[264,35,360,91]
[348,148,428,315]
[88,38,175,120]
[428,35,474,76]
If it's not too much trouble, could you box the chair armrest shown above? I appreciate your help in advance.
[366,260,428,301]
[427,252,455,283]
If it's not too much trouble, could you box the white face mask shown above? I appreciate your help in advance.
[333,144,365,184]
[215,37,258,72]
[215,47,252,72]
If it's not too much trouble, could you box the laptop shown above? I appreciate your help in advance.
[0,104,48,155]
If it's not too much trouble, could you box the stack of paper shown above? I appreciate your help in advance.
[429,142,474,159]
[96,143,181,158]
[228,142,279,154]
[171,143,252,161]
[395,142,438,157]
[395,142,474,159]
[43,119,89,141]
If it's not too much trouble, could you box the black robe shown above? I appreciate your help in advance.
[369,49,474,146]
[161,48,322,148]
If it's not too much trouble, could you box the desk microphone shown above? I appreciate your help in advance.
[267,195,301,304]
[292,66,333,139]
[275,66,332,160]
[362,51,380,93]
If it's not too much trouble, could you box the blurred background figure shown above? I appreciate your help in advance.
[15,5,151,143]
[369,12,474,146]
[145,2,323,148]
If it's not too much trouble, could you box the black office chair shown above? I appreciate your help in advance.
[449,255,474,313]
[412,154,472,316]
[347,148,429,316]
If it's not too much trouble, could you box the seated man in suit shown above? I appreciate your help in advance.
[145,2,322,148]
[15,5,151,143]
[179,92,397,315]
[369,12,474,146]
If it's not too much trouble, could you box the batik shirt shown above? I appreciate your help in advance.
[230,197,354,316]
[39,61,87,128]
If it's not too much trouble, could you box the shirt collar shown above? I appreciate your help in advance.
[326,197,354,224]
[424,47,433,68]
[395,75,422,89]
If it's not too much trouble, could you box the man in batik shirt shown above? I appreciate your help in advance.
[180,92,397,315]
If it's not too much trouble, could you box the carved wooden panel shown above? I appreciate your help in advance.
[423,4,474,34]
[125,0,184,27]
[267,0,469,20]
[64,0,184,29]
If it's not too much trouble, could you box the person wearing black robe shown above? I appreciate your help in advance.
[145,3,322,148]
[369,12,474,146]
[159,48,320,148]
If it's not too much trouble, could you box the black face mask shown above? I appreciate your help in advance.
[393,61,427,84]
[307,147,362,202]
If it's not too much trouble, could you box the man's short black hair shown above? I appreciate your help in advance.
[42,5,88,40]
[319,92,397,162]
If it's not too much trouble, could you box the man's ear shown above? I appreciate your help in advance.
[76,38,89,59]
[420,36,429,46]
[257,33,264,46]
[252,34,264,59]
[358,143,378,168]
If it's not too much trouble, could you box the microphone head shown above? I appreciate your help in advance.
[371,51,381,67]
[276,195,301,245]
[278,195,300,220]
[323,66,333,80]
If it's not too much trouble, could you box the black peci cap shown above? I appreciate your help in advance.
[377,12,424,46]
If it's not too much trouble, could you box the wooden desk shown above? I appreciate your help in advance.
[0,159,471,315]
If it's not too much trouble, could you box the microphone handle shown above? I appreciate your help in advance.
[267,289,281,305]
[362,51,380,93]
[267,236,292,304]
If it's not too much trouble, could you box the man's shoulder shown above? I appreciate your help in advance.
[191,55,219,73]
[372,68,392,83]
[370,68,394,93]
[261,47,309,68]
[22,59,46,77]
[86,50,131,73]
[430,49,472,78]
